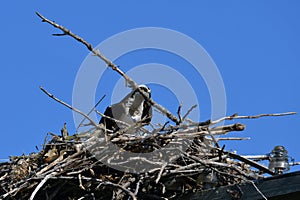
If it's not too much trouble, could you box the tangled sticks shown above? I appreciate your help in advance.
[0,111,296,199]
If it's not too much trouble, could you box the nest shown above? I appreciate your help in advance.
[1,113,291,200]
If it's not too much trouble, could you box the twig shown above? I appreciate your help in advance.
[177,103,183,124]
[43,132,52,150]
[250,181,268,200]
[76,94,106,132]
[108,156,164,166]
[207,128,220,148]
[30,172,57,200]
[211,112,297,125]
[36,12,180,124]
[36,150,67,176]
[2,181,34,199]
[134,178,143,196]
[290,162,300,166]
[78,174,85,190]
[182,104,197,122]
[242,155,269,161]
[97,182,137,200]
[218,149,275,175]
[39,86,98,127]
[180,150,255,180]
[217,137,250,141]
[155,162,167,184]
[114,177,135,199]
[95,110,131,128]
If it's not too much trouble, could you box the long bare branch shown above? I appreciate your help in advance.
[36,12,180,125]
[211,111,297,125]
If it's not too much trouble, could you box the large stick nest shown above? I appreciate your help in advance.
[0,113,292,200]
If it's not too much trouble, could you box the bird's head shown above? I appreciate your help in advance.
[136,84,151,99]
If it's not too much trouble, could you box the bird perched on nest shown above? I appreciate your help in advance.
[99,85,152,132]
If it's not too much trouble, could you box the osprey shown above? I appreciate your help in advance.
[99,85,152,132]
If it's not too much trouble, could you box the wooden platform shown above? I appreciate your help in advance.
[180,171,300,200]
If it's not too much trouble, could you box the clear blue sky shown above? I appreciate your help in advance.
[0,1,299,171]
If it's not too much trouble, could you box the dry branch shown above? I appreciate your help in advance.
[40,86,98,127]
[35,12,180,125]
[76,94,106,132]
[211,111,297,125]
[29,172,57,200]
